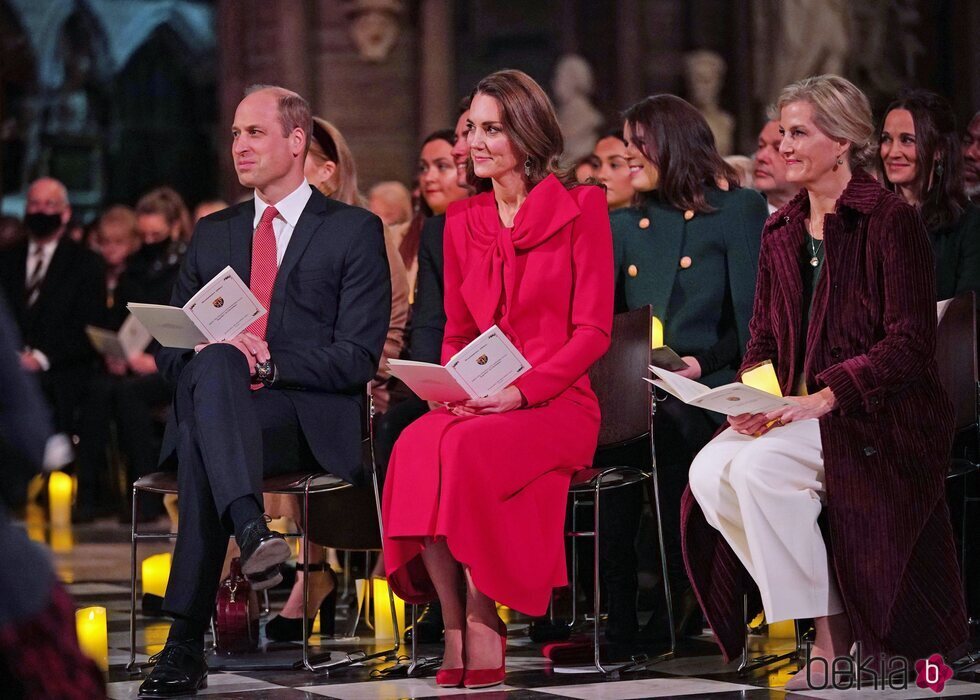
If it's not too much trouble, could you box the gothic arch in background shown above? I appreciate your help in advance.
[107,22,217,209]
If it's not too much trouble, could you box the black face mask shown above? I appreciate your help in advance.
[23,212,63,239]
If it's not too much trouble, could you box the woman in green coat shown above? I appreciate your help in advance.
[603,94,768,647]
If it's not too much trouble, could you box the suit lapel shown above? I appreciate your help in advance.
[267,192,325,336]
[229,201,255,287]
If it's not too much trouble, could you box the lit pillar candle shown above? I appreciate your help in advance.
[741,359,782,397]
[372,578,406,640]
[141,553,171,598]
[76,606,108,671]
[48,471,73,527]
[651,316,664,349]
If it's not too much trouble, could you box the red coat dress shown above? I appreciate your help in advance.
[382,176,613,615]
[682,170,968,663]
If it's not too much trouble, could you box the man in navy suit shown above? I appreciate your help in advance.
[140,86,390,697]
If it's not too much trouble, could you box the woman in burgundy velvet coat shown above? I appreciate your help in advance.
[382,70,613,689]
[685,74,967,690]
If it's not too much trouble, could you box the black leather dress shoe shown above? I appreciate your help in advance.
[404,601,444,643]
[237,515,291,590]
[138,641,207,697]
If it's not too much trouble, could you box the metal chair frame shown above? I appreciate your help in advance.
[558,306,675,677]
[127,388,400,675]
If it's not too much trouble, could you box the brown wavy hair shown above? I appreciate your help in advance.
[465,69,577,193]
[879,89,967,231]
[623,94,739,213]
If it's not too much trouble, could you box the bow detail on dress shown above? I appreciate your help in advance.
[459,175,581,330]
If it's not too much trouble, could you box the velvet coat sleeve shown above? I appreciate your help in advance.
[816,200,938,415]
[512,187,613,406]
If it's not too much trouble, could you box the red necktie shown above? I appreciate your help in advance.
[247,206,279,340]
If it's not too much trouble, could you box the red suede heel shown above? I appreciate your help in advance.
[463,619,507,689]
[434,667,464,688]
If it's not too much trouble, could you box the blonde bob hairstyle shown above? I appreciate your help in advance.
[770,74,876,171]
[307,116,366,207]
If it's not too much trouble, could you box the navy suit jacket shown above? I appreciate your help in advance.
[157,187,391,485]
[409,215,446,364]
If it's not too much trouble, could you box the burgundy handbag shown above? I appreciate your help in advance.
[213,557,259,654]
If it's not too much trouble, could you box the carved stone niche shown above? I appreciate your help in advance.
[343,0,405,63]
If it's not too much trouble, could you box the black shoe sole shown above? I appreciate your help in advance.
[241,538,291,577]
[247,566,284,591]
[138,675,208,697]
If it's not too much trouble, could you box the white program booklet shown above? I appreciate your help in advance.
[387,325,531,403]
[645,365,793,416]
[85,314,154,360]
[126,266,266,349]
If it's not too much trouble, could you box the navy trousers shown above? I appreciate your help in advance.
[162,344,314,623]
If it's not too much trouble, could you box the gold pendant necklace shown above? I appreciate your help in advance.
[805,219,824,267]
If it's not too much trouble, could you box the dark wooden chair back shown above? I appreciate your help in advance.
[305,387,382,551]
[936,293,977,434]
[588,306,652,449]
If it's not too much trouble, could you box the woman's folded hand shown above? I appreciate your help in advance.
[448,385,524,416]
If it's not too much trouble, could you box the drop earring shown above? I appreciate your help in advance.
[935,161,945,177]
[832,156,844,172]
[524,157,532,177]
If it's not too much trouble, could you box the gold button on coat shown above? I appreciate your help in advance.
[638,217,650,229]
[683,210,695,221]
[627,264,638,277]
[679,256,692,269]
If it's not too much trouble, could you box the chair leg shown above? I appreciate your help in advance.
[299,469,400,673]
[736,593,798,675]
[127,486,140,673]
[592,479,606,674]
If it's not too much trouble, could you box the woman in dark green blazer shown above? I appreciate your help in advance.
[604,94,768,647]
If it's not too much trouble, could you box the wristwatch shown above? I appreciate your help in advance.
[254,359,276,386]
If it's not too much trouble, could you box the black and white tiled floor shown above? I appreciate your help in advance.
[35,515,980,699]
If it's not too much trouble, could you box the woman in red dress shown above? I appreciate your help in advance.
[382,69,613,689]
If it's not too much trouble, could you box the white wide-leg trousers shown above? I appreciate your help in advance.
[688,419,843,622]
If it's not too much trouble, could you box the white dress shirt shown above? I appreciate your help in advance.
[25,237,60,287]
[253,180,313,266]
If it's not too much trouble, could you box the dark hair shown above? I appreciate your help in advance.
[456,95,472,117]
[466,69,577,193]
[416,128,458,218]
[623,94,739,213]
[880,89,967,231]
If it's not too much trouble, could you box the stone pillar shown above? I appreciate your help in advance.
[418,0,454,136]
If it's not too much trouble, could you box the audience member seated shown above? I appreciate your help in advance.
[753,119,797,212]
[607,94,766,647]
[591,130,635,210]
[261,114,410,643]
[138,85,390,697]
[686,74,968,691]
[879,90,980,299]
[0,216,26,251]
[574,154,597,183]
[963,110,980,202]
[382,69,613,690]
[74,206,142,520]
[0,178,103,462]
[369,181,416,295]
[76,189,192,521]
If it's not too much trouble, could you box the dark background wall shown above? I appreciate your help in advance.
[1,0,978,216]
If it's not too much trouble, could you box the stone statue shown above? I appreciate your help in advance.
[552,54,603,164]
[752,0,850,106]
[684,50,735,156]
[343,0,404,63]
